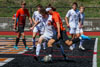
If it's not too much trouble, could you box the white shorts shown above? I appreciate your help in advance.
[76,28,83,34]
[41,34,52,41]
[69,28,76,34]
[33,26,44,35]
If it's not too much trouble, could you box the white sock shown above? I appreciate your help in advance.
[42,41,46,50]
[36,44,41,56]
[79,39,84,46]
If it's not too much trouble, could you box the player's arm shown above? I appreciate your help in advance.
[65,17,70,28]
[54,14,61,39]
[27,10,33,26]
[32,12,37,24]
[30,21,39,30]
[65,10,70,28]
[56,22,61,39]
[13,10,19,30]
[13,18,17,30]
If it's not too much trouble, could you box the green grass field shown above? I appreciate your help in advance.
[0,35,100,67]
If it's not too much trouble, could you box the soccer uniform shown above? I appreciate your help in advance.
[66,9,80,34]
[16,8,30,33]
[12,14,19,27]
[41,15,56,41]
[32,11,44,34]
[51,11,69,41]
[76,12,85,34]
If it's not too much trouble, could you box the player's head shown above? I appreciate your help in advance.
[47,4,56,11]
[40,8,48,18]
[21,0,26,9]
[80,6,85,13]
[36,4,43,12]
[46,7,53,14]
[72,2,78,10]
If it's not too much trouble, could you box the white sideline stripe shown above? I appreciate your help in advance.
[0,58,14,66]
[4,58,14,62]
[92,38,98,67]
[17,50,28,54]
[0,63,6,66]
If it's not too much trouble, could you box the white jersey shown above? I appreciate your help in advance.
[79,12,85,25]
[32,11,44,32]
[66,9,80,28]
[41,15,56,40]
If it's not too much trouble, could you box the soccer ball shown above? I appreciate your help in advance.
[43,55,52,62]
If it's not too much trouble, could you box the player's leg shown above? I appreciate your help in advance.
[69,28,76,50]
[32,27,39,50]
[62,30,80,46]
[21,32,29,50]
[36,36,44,57]
[78,28,85,50]
[14,32,21,49]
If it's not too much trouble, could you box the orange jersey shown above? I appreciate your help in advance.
[52,11,65,31]
[16,8,30,26]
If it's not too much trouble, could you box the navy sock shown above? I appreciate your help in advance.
[22,39,27,47]
[15,38,20,46]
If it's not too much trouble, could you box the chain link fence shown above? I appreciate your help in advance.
[0,7,100,31]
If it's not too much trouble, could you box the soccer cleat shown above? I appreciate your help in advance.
[25,46,29,50]
[81,35,91,40]
[31,47,36,52]
[14,45,18,50]
[69,46,74,50]
[79,45,85,50]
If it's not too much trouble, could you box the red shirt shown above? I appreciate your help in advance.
[52,11,65,31]
[16,8,30,27]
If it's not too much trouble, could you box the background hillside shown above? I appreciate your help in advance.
[0,0,100,18]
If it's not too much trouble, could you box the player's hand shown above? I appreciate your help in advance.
[30,27,34,30]
[57,33,61,39]
[79,24,83,28]
[67,24,70,28]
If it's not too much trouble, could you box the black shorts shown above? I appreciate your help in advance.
[52,30,69,42]
[17,26,24,33]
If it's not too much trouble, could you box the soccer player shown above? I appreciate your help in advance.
[31,4,46,51]
[43,7,80,61]
[78,6,90,50]
[65,2,80,50]
[31,8,56,61]
[13,1,32,50]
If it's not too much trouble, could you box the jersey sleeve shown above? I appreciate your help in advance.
[32,12,35,18]
[53,14,59,23]
[66,10,70,17]
[16,10,20,19]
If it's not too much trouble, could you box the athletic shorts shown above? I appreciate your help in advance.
[76,28,83,34]
[33,26,44,35]
[18,26,24,33]
[69,27,77,34]
[52,30,69,42]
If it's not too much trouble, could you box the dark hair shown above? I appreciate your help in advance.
[40,8,48,15]
[72,2,78,7]
[21,0,26,5]
[36,4,43,8]
[47,4,56,11]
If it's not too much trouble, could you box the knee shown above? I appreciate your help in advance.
[65,40,72,46]
[48,41,54,47]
